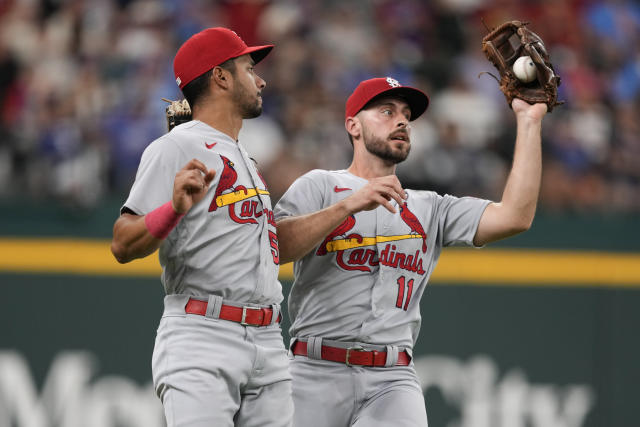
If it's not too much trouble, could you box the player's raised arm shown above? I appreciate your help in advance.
[473,99,547,246]
[111,159,215,263]
[276,175,406,263]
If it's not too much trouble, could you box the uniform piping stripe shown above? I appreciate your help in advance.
[0,238,639,287]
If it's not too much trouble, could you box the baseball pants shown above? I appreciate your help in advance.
[290,355,428,427]
[152,295,293,427]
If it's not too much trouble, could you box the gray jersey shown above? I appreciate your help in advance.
[124,120,282,304]
[274,169,490,349]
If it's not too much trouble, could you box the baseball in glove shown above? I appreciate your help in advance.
[481,20,563,112]
[162,98,192,131]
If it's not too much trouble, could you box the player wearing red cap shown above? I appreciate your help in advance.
[111,28,293,426]
[274,77,547,426]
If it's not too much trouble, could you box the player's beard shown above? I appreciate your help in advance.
[362,124,411,164]
[233,81,263,119]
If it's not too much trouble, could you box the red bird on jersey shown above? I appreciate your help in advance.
[208,155,237,212]
[316,215,356,255]
[257,169,269,190]
[399,202,427,253]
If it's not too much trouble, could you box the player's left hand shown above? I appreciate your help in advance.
[512,98,547,121]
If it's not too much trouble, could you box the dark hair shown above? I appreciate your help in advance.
[218,57,237,75]
[181,58,237,109]
[181,69,213,110]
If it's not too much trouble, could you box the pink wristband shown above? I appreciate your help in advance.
[144,201,185,239]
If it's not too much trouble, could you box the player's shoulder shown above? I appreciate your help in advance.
[297,169,339,180]
[294,169,356,189]
[165,120,206,145]
[407,190,483,206]
[141,132,182,159]
[406,188,440,200]
[405,189,444,207]
[146,121,220,155]
[299,169,364,182]
[284,169,327,193]
[412,191,492,214]
[170,121,238,154]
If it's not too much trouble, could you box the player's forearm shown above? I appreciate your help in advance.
[111,214,163,263]
[499,115,542,229]
[473,109,545,246]
[276,201,352,264]
[507,114,543,217]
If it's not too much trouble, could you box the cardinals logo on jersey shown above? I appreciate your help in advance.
[205,154,279,264]
[316,215,374,272]
[399,201,428,253]
[316,210,427,275]
[256,169,269,191]
[316,215,356,256]
[209,156,237,212]
[207,154,274,226]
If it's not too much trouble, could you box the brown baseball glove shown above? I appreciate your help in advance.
[163,98,192,131]
[481,20,563,112]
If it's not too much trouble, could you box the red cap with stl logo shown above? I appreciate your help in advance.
[345,77,429,121]
[173,27,273,89]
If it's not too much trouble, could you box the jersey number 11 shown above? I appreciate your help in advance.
[395,276,414,311]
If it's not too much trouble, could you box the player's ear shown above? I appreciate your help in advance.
[345,116,361,141]
[212,66,231,90]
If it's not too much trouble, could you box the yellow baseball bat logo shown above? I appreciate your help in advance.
[325,234,423,253]
[216,188,270,208]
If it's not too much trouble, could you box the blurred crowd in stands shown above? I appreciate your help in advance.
[0,0,638,212]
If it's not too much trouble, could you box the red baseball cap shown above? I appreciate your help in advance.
[173,27,274,89]
[345,77,429,121]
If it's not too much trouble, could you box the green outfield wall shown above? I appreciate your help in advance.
[1,273,638,427]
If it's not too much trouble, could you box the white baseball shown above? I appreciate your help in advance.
[513,56,537,83]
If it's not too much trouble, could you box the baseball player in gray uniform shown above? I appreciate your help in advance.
[111,28,293,427]
[274,77,547,426]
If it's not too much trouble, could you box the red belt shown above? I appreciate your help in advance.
[185,298,280,327]
[291,340,410,367]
